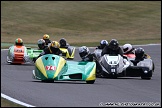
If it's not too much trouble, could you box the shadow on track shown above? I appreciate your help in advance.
[31,80,91,84]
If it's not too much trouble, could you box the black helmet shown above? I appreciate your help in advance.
[109,39,119,50]
[135,47,145,59]
[59,38,67,47]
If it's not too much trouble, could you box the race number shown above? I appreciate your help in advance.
[14,49,23,52]
[45,66,57,70]
[111,69,115,72]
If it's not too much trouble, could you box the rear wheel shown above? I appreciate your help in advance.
[86,80,95,84]
[141,70,152,80]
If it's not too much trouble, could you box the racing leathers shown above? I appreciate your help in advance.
[101,45,123,56]
[101,45,130,75]
[38,45,48,50]
[96,45,104,49]
[60,43,70,48]
[81,53,103,77]
[33,47,62,62]
[44,39,51,46]
[124,48,135,55]
[39,47,62,57]
[81,53,94,62]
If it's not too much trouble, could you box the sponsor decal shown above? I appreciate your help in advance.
[14,49,23,52]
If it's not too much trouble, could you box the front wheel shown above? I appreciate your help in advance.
[86,80,95,84]
[41,80,54,83]
[141,77,151,80]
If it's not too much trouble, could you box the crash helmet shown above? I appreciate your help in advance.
[43,34,50,40]
[37,39,45,50]
[135,47,145,59]
[43,34,51,45]
[48,41,60,54]
[15,38,23,46]
[109,39,119,50]
[50,41,60,48]
[123,43,133,54]
[59,38,67,47]
[100,40,108,49]
[79,46,90,59]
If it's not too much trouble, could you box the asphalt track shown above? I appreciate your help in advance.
[1,44,161,107]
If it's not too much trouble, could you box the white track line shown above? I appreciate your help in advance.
[1,93,36,107]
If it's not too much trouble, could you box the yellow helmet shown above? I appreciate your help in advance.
[50,41,60,48]
[43,34,50,40]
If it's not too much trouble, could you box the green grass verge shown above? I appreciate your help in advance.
[1,1,161,45]
[1,98,25,107]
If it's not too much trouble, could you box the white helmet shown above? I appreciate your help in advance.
[100,40,108,45]
[100,40,108,49]
[123,43,133,53]
[79,46,90,59]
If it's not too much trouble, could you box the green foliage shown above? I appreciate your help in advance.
[1,98,25,107]
[1,1,161,45]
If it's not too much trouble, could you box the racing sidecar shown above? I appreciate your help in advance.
[98,54,130,78]
[32,54,96,84]
[27,46,75,60]
[27,47,43,62]
[98,53,154,79]
[6,45,31,64]
[124,54,155,80]
[59,46,75,59]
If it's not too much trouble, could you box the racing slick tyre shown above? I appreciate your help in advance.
[141,77,151,80]
[41,80,54,83]
[86,80,95,84]
[110,73,118,79]
[141,70,152,80]
[152,62,155,72]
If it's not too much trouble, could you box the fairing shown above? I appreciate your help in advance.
[60,46,75,59]
[7,45,29,64]
[33,54,96,82]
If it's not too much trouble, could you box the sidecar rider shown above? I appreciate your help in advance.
[122,43,135,54]
[101,39,130,75]
[79,46,103,77]
[79,46,93,61]
[96,40,108,49]
[135,47,150,60]
[132,47,154,71]
[8,38,31,63]
[43,34,51,46]
[101,39,123,56]
[15,38,24,46]
[37,39,47,50]
[59,38,70,48]
[34,41,62,62]
[122,43,136,58]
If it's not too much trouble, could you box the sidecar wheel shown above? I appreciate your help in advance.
[86,80,95,84]
[141,77,151,80]
[42,80,54,83]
